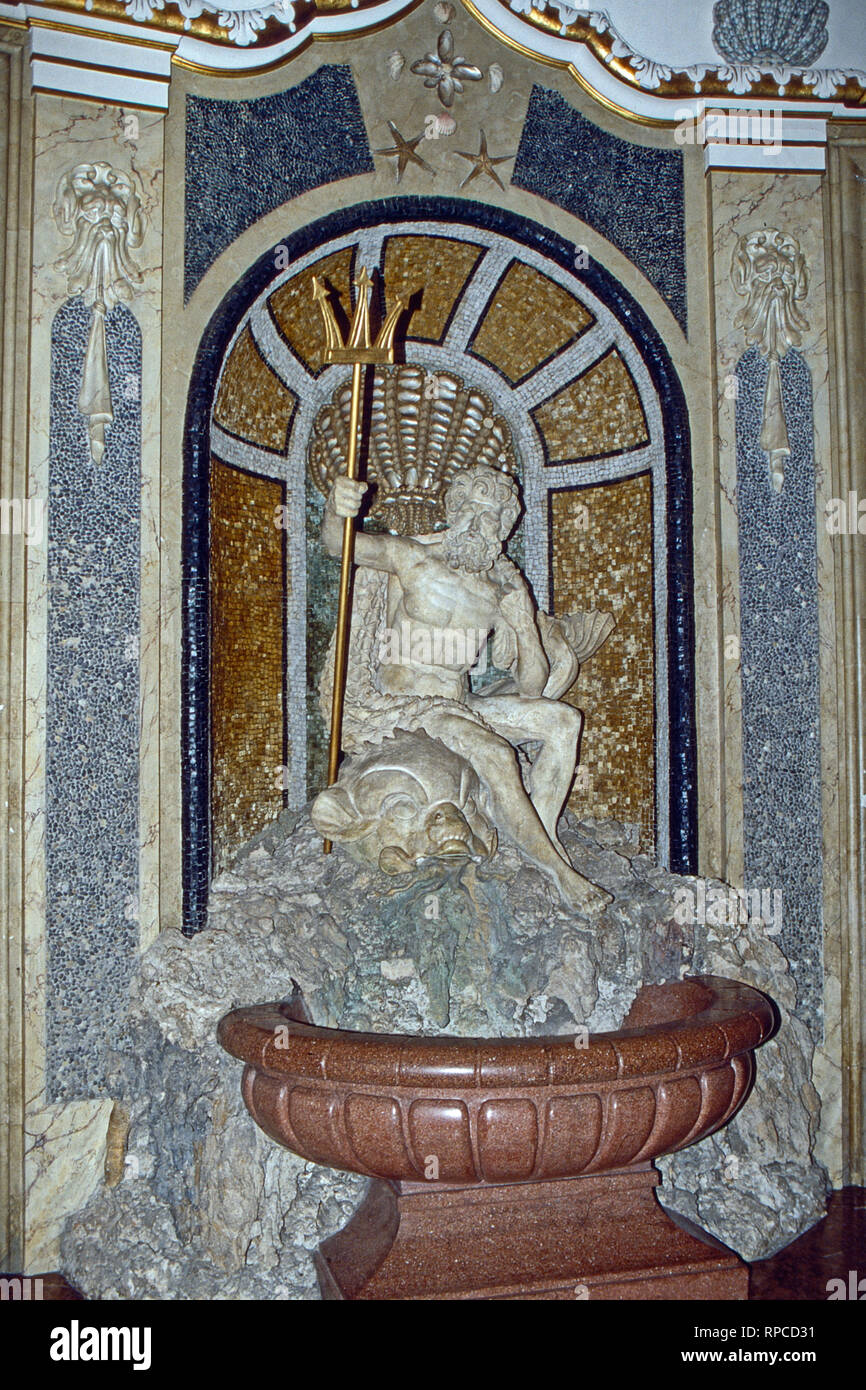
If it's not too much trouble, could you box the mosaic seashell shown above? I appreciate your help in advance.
[433,1,455,20]
[711,0,830,67]
[489,62,504,93]
[309,365,518,536]
[387,50,405,80]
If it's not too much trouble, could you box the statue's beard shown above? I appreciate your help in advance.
[442,527,500,573]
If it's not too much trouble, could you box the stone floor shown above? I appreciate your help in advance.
[748,1186,866,1300]
[13,1187,866,1301]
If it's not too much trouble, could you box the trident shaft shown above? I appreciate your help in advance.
[313,269,409,852]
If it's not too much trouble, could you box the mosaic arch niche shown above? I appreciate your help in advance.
[183,200,694,934]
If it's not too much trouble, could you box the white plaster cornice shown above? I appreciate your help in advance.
[2,0,865,138]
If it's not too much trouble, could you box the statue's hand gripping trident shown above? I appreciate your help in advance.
[312,269,410,851]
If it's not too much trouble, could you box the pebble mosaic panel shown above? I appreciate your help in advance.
[184,66,373,302]
[512,86,687,335]
[268,246,356,375]
[47,298,141,1098]
[735,346,823,1037]
[469,260,594,384]
[210,456,287,872]
[532,348,649,463]
[549,474,656,848]
[213,325,297,452]
[382,235,484,342]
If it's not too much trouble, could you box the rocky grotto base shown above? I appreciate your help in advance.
[61,811,827,1299]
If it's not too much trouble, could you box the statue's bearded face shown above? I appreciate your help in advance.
[442,495,504,573]
[442,469,519,573]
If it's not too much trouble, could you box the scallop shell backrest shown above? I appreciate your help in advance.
[308,364,518,536]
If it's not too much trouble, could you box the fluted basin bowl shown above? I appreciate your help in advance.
[217,975,776,1186]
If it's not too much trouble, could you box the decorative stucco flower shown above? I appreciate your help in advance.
[410,28,482,108]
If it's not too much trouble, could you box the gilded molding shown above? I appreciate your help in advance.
[23,0,399,47]
[492,2,866,108]
[12,0,866,110]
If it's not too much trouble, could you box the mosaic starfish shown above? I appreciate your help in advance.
[453,130,515,191]
[375,121,436,183]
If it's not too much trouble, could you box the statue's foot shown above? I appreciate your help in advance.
[553,864,613,916]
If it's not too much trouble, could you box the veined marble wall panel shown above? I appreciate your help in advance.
[24,95,164,1270]
[709,170,838,1179]
[824,128,866,1186]
[0,26,33,1273]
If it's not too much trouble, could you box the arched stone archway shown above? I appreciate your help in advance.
[182,198,695,933]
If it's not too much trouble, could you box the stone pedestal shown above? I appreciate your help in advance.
[315,1166,748,1301]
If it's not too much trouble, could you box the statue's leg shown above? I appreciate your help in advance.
[424,710,610,915]
[467,695,582,858]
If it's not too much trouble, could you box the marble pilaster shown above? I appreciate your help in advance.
[22,94,164,1269]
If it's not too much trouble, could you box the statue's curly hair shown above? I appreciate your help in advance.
[443,466,520,538]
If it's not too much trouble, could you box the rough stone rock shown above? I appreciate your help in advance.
[61,811,827,1297]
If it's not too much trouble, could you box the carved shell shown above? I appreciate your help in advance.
[556,609,617,664]
[309,365,518,536]
[711,0,829,67]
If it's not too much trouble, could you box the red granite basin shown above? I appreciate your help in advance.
[217,975,776,1185]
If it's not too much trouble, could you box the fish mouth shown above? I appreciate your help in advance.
[434,837,473,858]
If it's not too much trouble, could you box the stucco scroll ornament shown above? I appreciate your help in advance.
[731,228,809,493]
[53,163,146,465]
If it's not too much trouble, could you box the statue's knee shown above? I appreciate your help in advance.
[553,702,583,741]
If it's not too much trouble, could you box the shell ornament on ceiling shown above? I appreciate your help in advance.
[711,0,830,67]
[410,28,483,108]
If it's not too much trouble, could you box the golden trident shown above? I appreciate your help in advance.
[313,268,410,852]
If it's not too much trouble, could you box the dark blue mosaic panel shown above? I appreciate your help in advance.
[184,65,374,301]
[735,346,822,1038]
[47,298,141,1099]
[512,86,687,335]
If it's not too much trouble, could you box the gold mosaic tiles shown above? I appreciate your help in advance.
[383,235,483,342]
[213,326,297,452]
[550,474,655,849]
[532,348,649,463]
[268,246,356,374]
[210,456,287,872]
[469,261,594,383]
